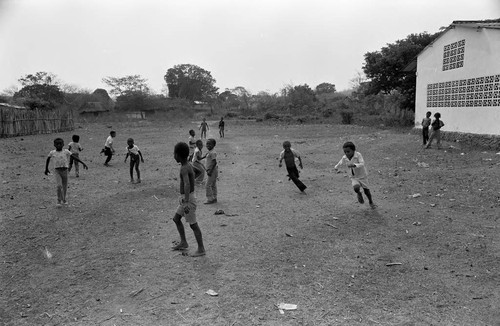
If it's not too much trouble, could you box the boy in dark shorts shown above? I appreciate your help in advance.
[171,142,206,257]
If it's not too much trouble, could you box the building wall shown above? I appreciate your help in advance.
[415,26,500,135]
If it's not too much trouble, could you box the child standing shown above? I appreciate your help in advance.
[199,118,209,139]
[124,138,144,183]
[171,142,206,257]
[425,112,445,149]
[204,138,218,204]
[188,129,196,161]
[191,139,206,185]
[218,117,225,138]
[334,141,376,209]
[279,141,307,192]
[68,134,83,177]
[102,130,116,166]
[421,111,432,146]
[45,138,88,207]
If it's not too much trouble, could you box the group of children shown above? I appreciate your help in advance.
[278,140,377,209]
[421,111,445,149]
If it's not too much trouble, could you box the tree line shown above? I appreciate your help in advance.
[1,30,440,115]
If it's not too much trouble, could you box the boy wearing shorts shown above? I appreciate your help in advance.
[334,141,376,209]
[171,142,206,257]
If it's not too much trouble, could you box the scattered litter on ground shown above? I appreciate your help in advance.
[412,221,422,226]
[386,262,402,266]
[206,289,218,296]
[325,223,337,229]
[277,303,297,314]
[214,210,225,215]
[430,203,436,207]
[129,288,144,297]
[417,162,429,168]
[410,193,421,198]
[153,195,159,201]
[285,233,293,237]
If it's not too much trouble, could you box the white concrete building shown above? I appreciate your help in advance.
[413,19,500,136]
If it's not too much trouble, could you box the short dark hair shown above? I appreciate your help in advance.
[196,139,203,146]
[282,140,291,147]
[72,134,80,142]
[343,141,356,151]
[174,142,190,160]
[110,130,116,135]
[207,138,216,146]
[189,129,195,135]
[426,111,432,116]
[434,112,441,118]
[54,137,64,144]
[127,138,134,143]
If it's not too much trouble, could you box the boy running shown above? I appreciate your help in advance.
[278,141,307,192]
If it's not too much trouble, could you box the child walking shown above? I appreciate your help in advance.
[68,134,83,177]
[45,138,88,207]
[425,112,445,149]
[421,111,432,146]
[278,141,307,192]
[188,129,196,161]
[124,138,144,183]
[191,139,206,185]
[171,142,206,257]
[334,141,376,209]
[204,138,218,204]
[218,117,225,138]
[102,130,116,166]
[199,117,209,139]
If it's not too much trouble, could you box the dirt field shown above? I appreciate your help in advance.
[1,119,499,326]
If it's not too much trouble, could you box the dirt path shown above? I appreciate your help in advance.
[1,120,499,325]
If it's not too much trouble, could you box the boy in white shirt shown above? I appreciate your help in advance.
[45,138,88,207]
[124,138,144,183]
[334,141,376,208]
[68,134,83,177]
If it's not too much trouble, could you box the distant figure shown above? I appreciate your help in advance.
[171,142,206,257]
[188,129,196,161]
[101,130,116,166]
[425,112,445,149]
[218,117,225,138]
[45,138,88,207]
[199,118,209,139]
[191,139,206,185]
[334,141,376,209]
[278,141,307,193]
[124,138,144,184]
[68,134,83,177]
[204,138,218,204]
[421,111,432,146]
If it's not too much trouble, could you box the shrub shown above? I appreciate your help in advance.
[340,111,353,124]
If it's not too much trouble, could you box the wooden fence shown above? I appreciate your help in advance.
[0,105,74,138]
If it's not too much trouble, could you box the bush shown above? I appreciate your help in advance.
[340,111,353,124]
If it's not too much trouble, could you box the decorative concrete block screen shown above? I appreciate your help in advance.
[442,39,465,71]
[426,74,500,108]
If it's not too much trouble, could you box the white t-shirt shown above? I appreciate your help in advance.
[68,142,83,154]
[48,149,72,168]
[105,136,114,148]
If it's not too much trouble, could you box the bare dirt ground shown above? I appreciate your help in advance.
[1,119,500,326]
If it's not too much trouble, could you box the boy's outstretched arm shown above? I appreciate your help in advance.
[138,150,144,163]
[70,154,88,170]
[44,157,51,175]
[334,157,344,172]
[124,152,129,162]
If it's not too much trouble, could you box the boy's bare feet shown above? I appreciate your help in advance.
[172,242,188,250]
[190,250,206,257]
[369,203,377,209]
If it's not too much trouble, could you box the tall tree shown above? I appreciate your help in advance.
[18,71,58,87]
[14,72,63,109]
[362,32,440,110]
[287,84,316,108]
[102,75,150,97]
[315,82,336,95]
[164,64,218,102]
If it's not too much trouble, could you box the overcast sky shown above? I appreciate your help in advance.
[0,0,498,95]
